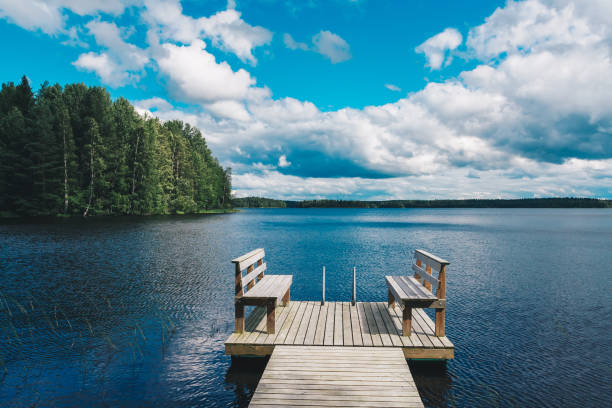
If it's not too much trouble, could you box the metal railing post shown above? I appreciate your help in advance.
[352,266,356,306]
[321,266,326,305]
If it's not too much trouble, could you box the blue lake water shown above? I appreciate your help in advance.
[0,208,611,407]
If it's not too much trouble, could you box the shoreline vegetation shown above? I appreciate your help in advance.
[0,77,232,217]
[233,197,612,209]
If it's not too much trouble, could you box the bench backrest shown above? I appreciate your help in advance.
[412,249,449,300]
[232,248,267,297]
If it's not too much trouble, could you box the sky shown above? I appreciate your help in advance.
[0,0,611,200]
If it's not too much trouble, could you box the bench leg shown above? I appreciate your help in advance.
[235,301,245,333]
[435,308,445,337]
[282,287,290,306]
[266,301,276,334]
[402,306,412,336]
[388,289,395,308]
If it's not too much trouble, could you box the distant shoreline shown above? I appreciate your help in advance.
[232,197,612,209]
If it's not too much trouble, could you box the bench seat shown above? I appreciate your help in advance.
[239,275,292,305]
[385,276,444,308]
[233,248,292,335]
[385,249,449,337]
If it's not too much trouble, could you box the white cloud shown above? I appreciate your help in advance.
[73,52,130,86]
[312,30,352,63]
[203,100,251,122]
[57,0,131,16]
[144,0,272,64]
[65,0,612,199]
[467,0,601,60]
[231,158,612,200]
[0,0,64,35]
[86,21,148,69]
[278,155,291,168]
[283,33,309,50]
[385,84,401,92]
[415,27,462,69]
[285,30,352,63]
[133,97,173,113]
[199,6,272,64]
[155,39,258,104]
[0,0,132,35]
[73,20,148,86]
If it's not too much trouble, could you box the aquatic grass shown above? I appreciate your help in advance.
[0,286,184,404]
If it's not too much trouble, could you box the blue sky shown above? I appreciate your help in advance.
[0,0,610,199]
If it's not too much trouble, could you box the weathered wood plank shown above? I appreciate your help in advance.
[294,301,315,344]
[313,303,328,345]
[356,302,373,346]
[365,302,392,346]
[333,301,343,346]
[284,301,307,344]
[415,249,449,271]
[349,302,363,346]
[250,345,424,408]
[254,305,289,344]
[372,302,403,347]
[233,248,265,271]
[388,305,422,347]
[412,263,439,287]
[243,262,267,288]
[323,302,335,346]
[412,308,446,348]
[232,248,264,264]
[413,308,454,348]
[304,302,321,345]
[243,275,292,300]
[274,301,302,344]
[384,304,414,348]
[342,302,353,346]
[245,306,274,343]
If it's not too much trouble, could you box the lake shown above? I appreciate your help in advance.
[1,208,611,407]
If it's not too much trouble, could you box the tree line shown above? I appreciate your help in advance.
[235,197,612,208]
[0,76,232,217]
[232,197,286,208]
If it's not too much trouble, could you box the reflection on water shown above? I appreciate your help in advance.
[409,361,453,408]
[225,357,267,406]
[1,209,611,407]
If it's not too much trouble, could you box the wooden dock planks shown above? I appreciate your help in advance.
[249,346,424,407]
[225,301,454,359]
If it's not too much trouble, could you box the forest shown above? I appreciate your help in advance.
[232,197,286,208]
[238,198,611,208]
[0,77,232,217]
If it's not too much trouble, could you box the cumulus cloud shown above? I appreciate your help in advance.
[73,52,131,86]
[313,30,352,63]
[467,0,601,60]
[415,27,462,69]
[73,20,149,86]
[154,39,261,107]
[284,30,352,63]
[232,158,612,200]
[278,155,291,168]
[144,0,272,64]
[0,0,64,35]
[133,1,612,199]
[0,0,132,35]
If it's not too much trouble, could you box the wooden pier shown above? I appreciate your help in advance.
[225,301,454,359]
[226,248,455,407]
[249,345,424,407]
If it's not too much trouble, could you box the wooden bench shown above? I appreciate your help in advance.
[232,248,292,334]
[386,249,449,337]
